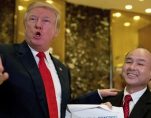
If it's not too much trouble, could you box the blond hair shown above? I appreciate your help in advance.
[24,1,60,30]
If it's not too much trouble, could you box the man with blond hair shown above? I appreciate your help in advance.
[0,1,118,118]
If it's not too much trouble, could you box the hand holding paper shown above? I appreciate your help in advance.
[66,104,124,118]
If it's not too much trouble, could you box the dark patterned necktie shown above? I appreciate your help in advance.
[123,95,132,118]
[37,52,58,118]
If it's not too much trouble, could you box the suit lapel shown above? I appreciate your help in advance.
[50,55,68,98]
[51,55,70,117]
[108,91,124,106]
[129,88,151,118]
[14,42,69,118]
[108,89,151,118]
[14,41,48,117]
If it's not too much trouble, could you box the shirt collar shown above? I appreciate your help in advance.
[124,87,147,104]
[28,45,50,59]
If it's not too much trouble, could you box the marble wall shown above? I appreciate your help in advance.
[0,0,111,98]
[65,3,111,98]
[0,0,15,43]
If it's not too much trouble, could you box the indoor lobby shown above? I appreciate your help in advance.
[1,0,151,98]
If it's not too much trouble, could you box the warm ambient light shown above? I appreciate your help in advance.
[139,0,144,1]
[46,0,53,4]
[124,22,131,27]
[145,8,151,13]
[133,16,140,21]
[112,12,122,17]
[125,5,133,10]
[18,6,24,11]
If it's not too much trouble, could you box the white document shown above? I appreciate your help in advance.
[65,104,124,118]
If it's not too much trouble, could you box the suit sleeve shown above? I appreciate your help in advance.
[71,90,102,104]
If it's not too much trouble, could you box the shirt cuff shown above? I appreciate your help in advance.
[97,89,103,100]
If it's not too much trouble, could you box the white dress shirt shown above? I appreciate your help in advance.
[29,46,61,118]
[123,87,147,114]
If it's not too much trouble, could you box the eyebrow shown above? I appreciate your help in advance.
[125,57,146,62]
[29,15,50,18]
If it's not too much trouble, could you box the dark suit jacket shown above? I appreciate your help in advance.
[74,88,151,118]
[0,41,71,118]
[106,88,151,118]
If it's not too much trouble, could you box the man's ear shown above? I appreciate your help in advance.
[149,71,151,80]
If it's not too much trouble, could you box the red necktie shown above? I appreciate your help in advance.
[37,52,58,118]
[123,95,132,118]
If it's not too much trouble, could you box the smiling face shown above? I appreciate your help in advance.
[24,7,58,52]
[122,48,151,92]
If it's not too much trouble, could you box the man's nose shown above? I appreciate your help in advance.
[129,63,136,70]
[35,19,42,29]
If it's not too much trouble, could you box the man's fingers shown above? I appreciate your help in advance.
[110,88,121,92]
[108,88,121,96]
[0,57,4,72]
[0,57,9,85]
[0,72,9,85]
[108,91,118,96]
[99,88,121,97]
[3,72,9,79]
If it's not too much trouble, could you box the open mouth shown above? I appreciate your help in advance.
[36,32,41,36]
[33,31,41,39]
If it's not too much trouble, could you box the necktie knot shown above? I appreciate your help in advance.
[37,52,46,59]
[123,94,132,118]
[124,95,132,103]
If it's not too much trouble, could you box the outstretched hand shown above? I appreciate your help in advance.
[99,88,121,97]
[0,57,9,85]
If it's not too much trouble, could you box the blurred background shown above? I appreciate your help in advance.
[1,0,151,98]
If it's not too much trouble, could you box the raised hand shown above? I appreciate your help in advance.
[98,88,121,97]
[0,57,9,85]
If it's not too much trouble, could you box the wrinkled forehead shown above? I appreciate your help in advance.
[27,7,57,18]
